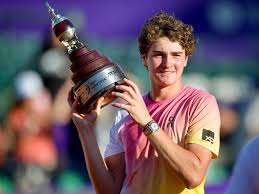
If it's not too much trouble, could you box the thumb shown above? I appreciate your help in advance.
[94,97,105,116]
[87,97,105,123]
[71,112,84,120]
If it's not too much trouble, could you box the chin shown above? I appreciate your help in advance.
[151,75,178,87]
[160,76,177,84]
[158,80,177,87]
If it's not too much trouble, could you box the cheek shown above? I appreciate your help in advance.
[147,59,162,71]
[175,59,186,69]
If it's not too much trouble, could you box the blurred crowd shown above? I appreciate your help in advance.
[0,29,259,194]
[0,31,97,194]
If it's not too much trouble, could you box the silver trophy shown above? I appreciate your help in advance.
[46,2,127,112]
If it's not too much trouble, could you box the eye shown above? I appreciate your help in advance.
[153,54,163,58]
[172,54,181,59]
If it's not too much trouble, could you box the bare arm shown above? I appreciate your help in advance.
[111,78,213,189]
[79,127,125,193]
[69,91,125,194]
[147,129,212,188]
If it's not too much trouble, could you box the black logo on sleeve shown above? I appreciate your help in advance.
[202,129,214,144]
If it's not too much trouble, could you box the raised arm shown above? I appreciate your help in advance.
[68,90,125,194]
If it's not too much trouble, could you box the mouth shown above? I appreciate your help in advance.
[159,71,175,73]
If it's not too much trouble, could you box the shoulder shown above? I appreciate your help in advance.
[186,86,216,100]
[184,86,218,107]
[240,136,259,161]
[226,136,259,193]
[246,135,259,148]
[231,136,259,174]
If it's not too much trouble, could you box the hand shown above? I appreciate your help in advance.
[111,78,152,127]
[68,89,104,131]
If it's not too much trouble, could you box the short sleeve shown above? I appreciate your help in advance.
[186,95,220,158]
[104,110,127,158]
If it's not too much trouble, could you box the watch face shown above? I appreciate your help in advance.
[150,122,159,131]
[144,120,160,136]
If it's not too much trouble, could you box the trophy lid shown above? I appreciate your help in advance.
[45,2,83,53]
[45,2,68,28]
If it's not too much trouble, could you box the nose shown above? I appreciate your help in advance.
[161,55,173,68]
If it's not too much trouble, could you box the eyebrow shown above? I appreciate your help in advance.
[152,50,184,55]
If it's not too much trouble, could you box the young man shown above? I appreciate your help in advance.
[69,11,220,194]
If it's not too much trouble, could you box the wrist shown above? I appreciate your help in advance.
[78,126,96,142]
[140,116,153,128]
[142,120,160,136]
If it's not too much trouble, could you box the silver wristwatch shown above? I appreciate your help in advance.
[143,120,160,136]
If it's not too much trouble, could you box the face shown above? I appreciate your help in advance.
[143,37,188,88]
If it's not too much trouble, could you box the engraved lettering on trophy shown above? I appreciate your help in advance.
[108,70,117,77]
[91,77,108,89]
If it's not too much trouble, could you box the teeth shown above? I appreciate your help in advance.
[161,71,172,73]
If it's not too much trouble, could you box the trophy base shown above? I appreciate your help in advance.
[73,63,126,112]
[81,80,124,112]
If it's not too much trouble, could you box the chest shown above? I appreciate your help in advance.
[120,101,192,150]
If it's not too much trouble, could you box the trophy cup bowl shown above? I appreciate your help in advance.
[46,2,127,112]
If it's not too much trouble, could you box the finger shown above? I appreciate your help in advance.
[71,96,80,113]
[87,97,104,122]
[123,78,141,95]
[72,112,84,120]
[115,84,135,98]
[111,102,130,110]
[112,91,133,104]
[94,97,104,116]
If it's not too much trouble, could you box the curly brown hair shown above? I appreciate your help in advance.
[138,11,197,58]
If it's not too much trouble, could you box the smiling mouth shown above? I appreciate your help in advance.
[160,71,175,73]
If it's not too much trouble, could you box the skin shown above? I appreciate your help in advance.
[69,93,125,194]
[69,37,213,193]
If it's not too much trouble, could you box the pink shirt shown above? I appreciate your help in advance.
[104,86,220,194]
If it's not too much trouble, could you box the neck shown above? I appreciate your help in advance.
[150,81,184,101]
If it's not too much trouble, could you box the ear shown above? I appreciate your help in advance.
[184,56,189,67]
[141,55,148,69]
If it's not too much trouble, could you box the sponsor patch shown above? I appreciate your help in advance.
[202,129,214,144]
